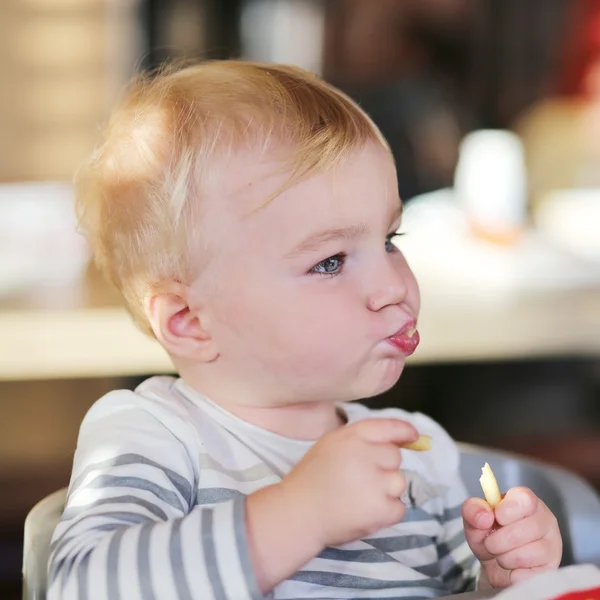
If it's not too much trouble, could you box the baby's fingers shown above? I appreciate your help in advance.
[484,515,546,556]
[462,497,496,561]
[494,538,557,572]
[495,487,538,526]
[509,565,558,586]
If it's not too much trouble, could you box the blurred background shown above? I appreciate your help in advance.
[2,0,600,596]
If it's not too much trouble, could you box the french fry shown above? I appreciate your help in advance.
[479,462,502,508]
[399,434,432,452]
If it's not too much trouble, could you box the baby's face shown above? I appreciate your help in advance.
[194,140,420,407]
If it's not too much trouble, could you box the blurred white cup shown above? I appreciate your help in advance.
[454,129,527,242]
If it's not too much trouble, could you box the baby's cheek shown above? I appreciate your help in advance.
[284,326,356,380]
[405,273,421,313]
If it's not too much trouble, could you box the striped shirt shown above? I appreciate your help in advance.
[48,376,479,599]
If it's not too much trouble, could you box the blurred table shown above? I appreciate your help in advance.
[0,266,172,381]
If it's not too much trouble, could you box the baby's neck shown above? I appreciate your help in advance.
[225,401,346,441]
[180,373,345,440]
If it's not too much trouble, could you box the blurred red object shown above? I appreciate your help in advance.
[553,585,600,599]
[557,0,600,97]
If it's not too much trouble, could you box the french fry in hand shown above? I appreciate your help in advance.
[399,434,432,452]
[479,462,502,508]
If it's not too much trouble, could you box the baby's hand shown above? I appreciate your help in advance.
[281,418,419,548]
[462,487,562,588]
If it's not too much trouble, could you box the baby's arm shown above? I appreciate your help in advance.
[246,418,422,592]
[48,395,262,600]
[244,483,325,592]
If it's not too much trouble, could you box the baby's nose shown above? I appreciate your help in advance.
[366,280,407,312]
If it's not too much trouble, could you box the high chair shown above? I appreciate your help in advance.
[22,444,600,600]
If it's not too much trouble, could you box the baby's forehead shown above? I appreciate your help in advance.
[192,146,299,257]
[214,148,290,217]
[204,139,394,220]
[192,141,399,276]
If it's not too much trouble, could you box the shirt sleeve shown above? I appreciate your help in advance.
[47,390,263,600]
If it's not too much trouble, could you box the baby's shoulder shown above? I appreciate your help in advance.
[85,375,186,419]
[81,375,203,445]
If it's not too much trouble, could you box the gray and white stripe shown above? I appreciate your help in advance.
[47,375,478,600]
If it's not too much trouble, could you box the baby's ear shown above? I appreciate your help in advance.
[147,283,218,362]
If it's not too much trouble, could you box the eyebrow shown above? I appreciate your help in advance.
[285,203,403,259]
[390,203,403,224]
[285,224,368,259]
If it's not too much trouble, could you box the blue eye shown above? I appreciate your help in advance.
[310,253,346,276]
[386,232,404,253]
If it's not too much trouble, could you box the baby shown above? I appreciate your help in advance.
[48,61,562,599]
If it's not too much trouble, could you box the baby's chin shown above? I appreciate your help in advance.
[346,358,406,402]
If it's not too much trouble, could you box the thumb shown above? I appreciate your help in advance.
[462,497,496,561]
[350,418,419,446]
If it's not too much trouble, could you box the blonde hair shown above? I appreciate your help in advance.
[76,60,389,335]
